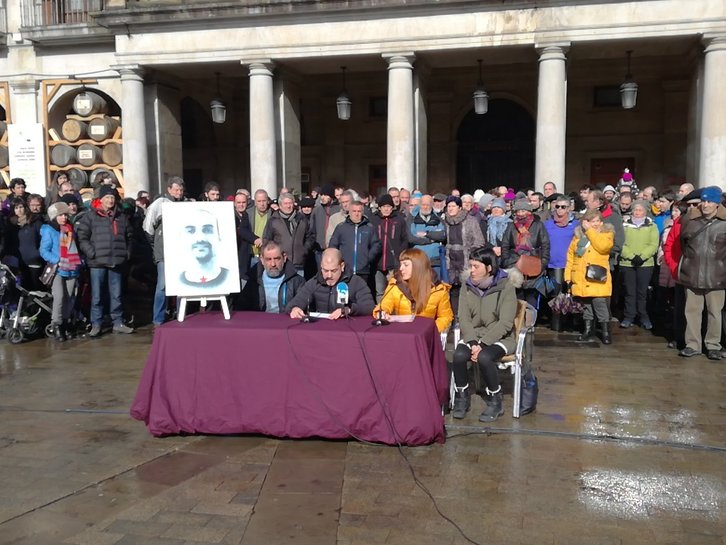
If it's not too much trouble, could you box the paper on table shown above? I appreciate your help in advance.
[309,312,332,319]
[387,315,415,323]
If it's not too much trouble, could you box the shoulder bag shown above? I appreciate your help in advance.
[585,264,608,282]
[40,263,58,287]
[516,254,542,278]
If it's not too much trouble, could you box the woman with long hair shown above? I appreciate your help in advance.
[373,248,453,333]
[5,198,44,291]
[39,203,82,341]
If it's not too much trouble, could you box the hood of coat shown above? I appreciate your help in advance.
[573,221,615,239]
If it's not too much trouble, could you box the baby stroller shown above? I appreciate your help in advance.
[0,263,53,344]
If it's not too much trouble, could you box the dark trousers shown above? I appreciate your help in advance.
[452,344,506,391]
[673,283,686,349]
[621,266,653,323]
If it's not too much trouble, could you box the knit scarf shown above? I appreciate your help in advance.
[575,232,590,257]
[278,210,298,237]
[513,214,535,253]
[59,223,82,272]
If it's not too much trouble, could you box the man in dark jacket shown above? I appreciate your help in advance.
[234,191,257,285]
[239,241,305,312]
[76,185,133,337]
[263,193,315,276]
[286,248,375,320]
[310,185,339,257]
[370,194,409,300]
[328,201,381,285]
[678,186,726,360]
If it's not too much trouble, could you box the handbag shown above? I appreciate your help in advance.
[585,264,608,282]
[40,263,58,287]
[519,369,538,416]
[516,254,542,278]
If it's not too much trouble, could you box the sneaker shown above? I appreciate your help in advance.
[88,325,102,338]
[707,350,724,361]
[678,347,701,358]
[640,320,653,330]
[620,320,633,329]
[113,323,134,334]
[667,341,677,349]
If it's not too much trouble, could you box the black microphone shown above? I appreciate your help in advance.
[372,309,389,327]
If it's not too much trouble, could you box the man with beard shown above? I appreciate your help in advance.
[239,241,305,312]
[179,208,229,289]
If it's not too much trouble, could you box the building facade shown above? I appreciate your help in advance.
[0,0,724,199]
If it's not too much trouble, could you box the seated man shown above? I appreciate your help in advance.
[239,241,305,312]
[286,248,375,320]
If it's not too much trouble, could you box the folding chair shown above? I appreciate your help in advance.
[449,300,537,417]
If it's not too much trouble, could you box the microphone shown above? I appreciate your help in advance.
[372,309,389,327]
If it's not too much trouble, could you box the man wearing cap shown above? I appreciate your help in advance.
[432,193,447,216]
[310,184,340,258]
[76,185,134,337]
[371,194,408,301]
[678,186,726,360]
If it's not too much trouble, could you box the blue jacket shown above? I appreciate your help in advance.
[39,224,81,278]
[544,215,577,269]
[329,216,381,275]
[408,212,446,266]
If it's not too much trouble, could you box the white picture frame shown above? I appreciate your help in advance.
[162,201,240,297]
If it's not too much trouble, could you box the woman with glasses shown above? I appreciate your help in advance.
[544,195,578,331]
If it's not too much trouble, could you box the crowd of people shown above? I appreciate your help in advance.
[1,169,724,418]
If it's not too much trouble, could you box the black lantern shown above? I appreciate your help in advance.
[473,59,489,115]
[210,72,226,124]
[620,50,638,110]
[336,66,351,121]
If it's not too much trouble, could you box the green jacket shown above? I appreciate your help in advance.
[457,272,518,354]
[620,217,659,267]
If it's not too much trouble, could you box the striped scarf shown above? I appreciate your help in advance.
[59,224,82,272]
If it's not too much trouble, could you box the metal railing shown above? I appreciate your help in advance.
[21,0,104,28]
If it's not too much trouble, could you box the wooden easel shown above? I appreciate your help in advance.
[177,295,231,322]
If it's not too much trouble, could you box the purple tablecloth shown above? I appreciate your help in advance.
[131,312,448,445]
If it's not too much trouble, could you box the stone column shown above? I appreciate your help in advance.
[246,61,277,198]
[698,36,726,190]
[534,45,568,193]
[9,79,39,123]
[384,54,415,191]
[118,66,150,196]
[274,72,301,195]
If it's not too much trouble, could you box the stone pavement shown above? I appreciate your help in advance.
[1,321,725,545]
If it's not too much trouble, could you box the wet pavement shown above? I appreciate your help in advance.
[1,320,725,545]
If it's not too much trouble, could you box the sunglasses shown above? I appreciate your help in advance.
[554,204,569,209]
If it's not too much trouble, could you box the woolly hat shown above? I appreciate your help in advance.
[47,202,70,222]
[377,194,395,208]
[603,185,616,194]
[479,193,495,210]
[472,189,485,203]
[98,185,116,199]
[299,197,316,208]
[445,195,462,207]
[319,184,335,198]
[504,188,517,201]
[621,168,634,182]
[512,199,532,212]
[700,186,723,204]
[491,198,506,210]
[60,193,78,205]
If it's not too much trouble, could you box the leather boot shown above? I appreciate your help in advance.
[479,388,504,422]
[577,319,595,342]
[452,385,471,419]
[53,323,66,342]
[599,323,612,345]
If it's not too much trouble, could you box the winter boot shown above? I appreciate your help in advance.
[577,319,595,342]
[452,385,471,419]
[64,319,75,340]
[479,387,504,422]
[599,322,612,345]
[53,323,66,342]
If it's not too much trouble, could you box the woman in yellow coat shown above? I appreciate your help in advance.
[564,209,615,344]
[373,248,454,333]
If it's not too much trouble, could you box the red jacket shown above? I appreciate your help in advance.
[662,216,682,280]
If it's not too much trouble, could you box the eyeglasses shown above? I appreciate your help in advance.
[554,205,569,209]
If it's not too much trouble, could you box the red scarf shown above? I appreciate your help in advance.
[513,214,535,253]
[59,223,82,272]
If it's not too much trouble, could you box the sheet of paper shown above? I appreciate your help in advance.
[309,312,333,319]
[387,315,415,323]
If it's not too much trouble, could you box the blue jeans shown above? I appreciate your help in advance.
[152,261,167,325]
[90,267,123,326]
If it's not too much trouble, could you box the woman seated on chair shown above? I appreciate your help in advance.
[373,248,453,333]
[452,246,517,422]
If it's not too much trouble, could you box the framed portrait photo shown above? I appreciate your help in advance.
[162,201,241,297]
